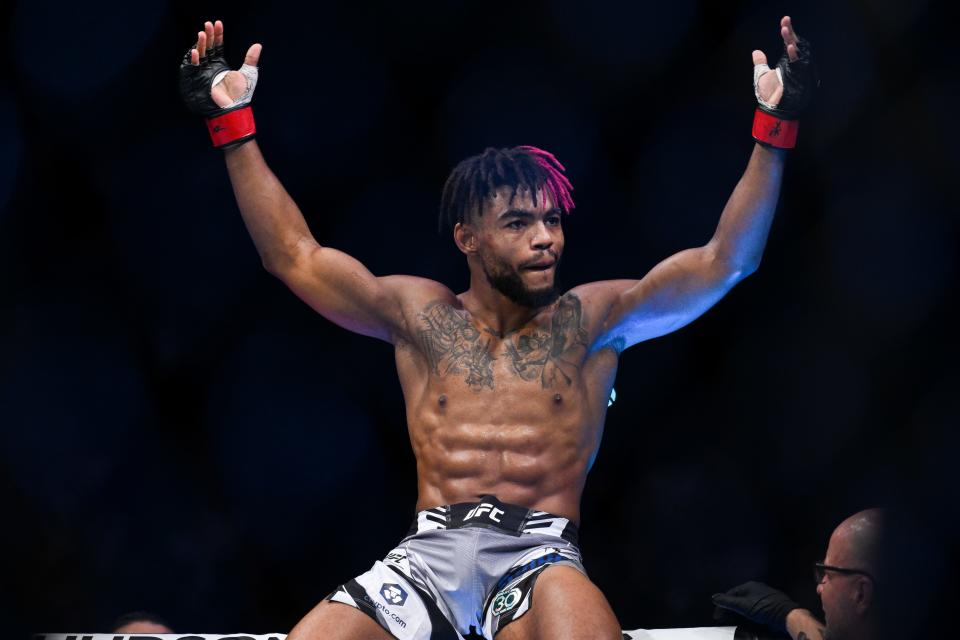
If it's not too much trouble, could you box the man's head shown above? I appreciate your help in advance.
[818,508,885,640]
[110,610,174,634]
[440,146,575,308]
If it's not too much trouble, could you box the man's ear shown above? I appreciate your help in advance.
[454,222,478,255]
[853,576,875,615]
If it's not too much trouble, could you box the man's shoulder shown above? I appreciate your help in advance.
[380,275,457,303]
[566,280,636,297]
[378,276,460,347]
[380,276,464,333]
[564,280,635,317]
[562,282,640,354]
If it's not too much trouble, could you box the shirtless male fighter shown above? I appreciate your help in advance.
[179,16,816,640]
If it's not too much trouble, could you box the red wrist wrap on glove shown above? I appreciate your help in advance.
[752,108,798,149]
[205,105,256,149]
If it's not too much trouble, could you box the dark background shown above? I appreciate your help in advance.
[1,0,956,636]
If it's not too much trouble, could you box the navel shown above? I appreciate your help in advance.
[438,394,448,407]
[553,393,562,404]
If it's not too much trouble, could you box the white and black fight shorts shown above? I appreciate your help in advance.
[327,495,586,639]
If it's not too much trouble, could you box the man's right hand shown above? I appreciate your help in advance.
[179,19,262,148]
[712,581,801,634]
[187,20,262,108]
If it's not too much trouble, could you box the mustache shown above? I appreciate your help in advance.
[521,250,561,268]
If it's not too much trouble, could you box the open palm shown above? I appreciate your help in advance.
[189,20,262,108]
[754,16,801,107]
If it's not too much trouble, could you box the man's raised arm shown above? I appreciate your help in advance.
[583,16,816,350]
[180,20,410,343]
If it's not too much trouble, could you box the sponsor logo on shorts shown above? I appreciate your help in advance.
[380,582,408,606]
[464,502,505,522]
[491,587,523,616]
[384,550,410,574]
[364,593,408,629]
[385,550,406,564]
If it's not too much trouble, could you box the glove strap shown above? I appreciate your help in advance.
[206,105,256,149]
[752,108,798,149]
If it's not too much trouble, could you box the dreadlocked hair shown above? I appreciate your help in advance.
[439,145,575,232]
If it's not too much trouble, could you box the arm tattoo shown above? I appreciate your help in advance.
[503,293,588,388]
[418,301,495,391]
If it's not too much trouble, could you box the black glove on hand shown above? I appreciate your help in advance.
[178,22,259,149]
[179,42,232,118]
[758,36,819,120]
[712,581,800,634]
[751,17,818,149]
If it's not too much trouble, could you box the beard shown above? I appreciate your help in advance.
[480,250,561,309]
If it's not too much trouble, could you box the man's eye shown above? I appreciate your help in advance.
[507,220,525,229]
[547,217,561,226]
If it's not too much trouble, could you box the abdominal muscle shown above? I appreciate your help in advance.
[406,382,605,524]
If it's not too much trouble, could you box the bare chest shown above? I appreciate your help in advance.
[412,294,590,393]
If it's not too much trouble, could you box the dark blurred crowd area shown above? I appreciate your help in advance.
[0,0,956,637]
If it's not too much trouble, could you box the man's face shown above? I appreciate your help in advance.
[818,527,859,640]
[470,186,565,308]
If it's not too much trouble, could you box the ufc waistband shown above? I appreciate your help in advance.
[407,495,579,546]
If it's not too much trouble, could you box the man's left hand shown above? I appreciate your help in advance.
[753,16,800,107]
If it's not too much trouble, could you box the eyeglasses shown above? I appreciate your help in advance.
[813,561,875,585]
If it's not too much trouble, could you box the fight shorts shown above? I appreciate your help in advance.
[327,495,586,639]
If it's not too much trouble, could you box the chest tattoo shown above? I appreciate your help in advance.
[503,293,588,388]
[418,302,496,391]
[415,294,589,391]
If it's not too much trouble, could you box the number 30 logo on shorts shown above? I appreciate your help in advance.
[491,587,522,615]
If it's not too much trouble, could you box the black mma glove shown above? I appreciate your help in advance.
[179,40,259,148]
[712,581,801,635]
[752,33,819,149]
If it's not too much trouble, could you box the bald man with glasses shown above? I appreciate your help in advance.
[712,508,885,640]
